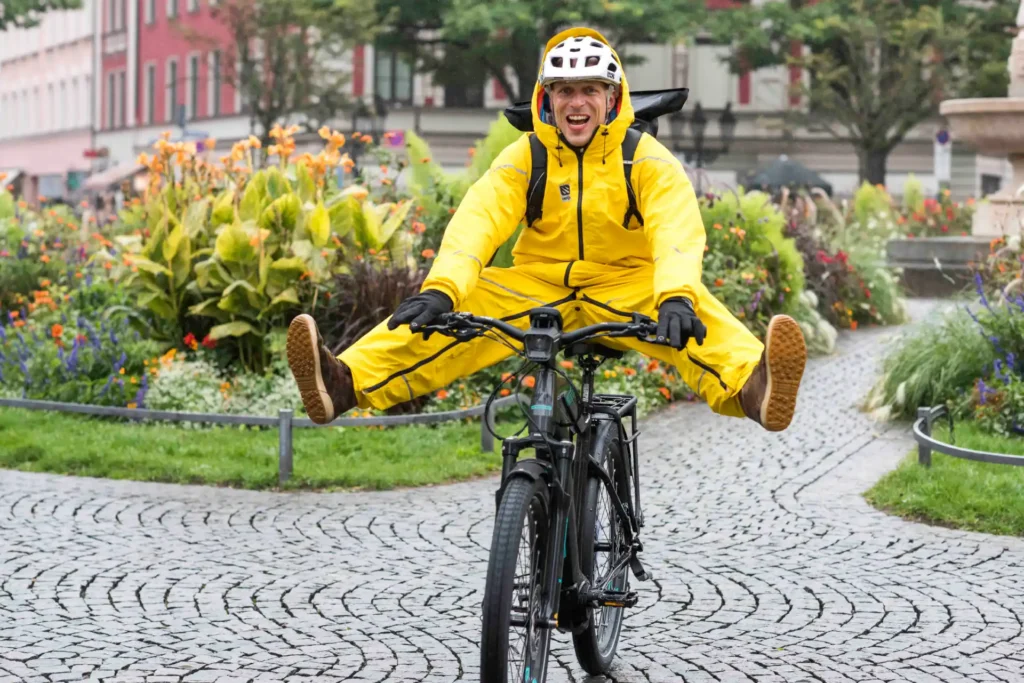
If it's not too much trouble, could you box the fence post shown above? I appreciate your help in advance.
[278,409,293,485]
[917,406,932,468]
[481,401,495,453]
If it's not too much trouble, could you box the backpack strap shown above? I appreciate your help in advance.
[525,133,547,228]
[621,127,644,229]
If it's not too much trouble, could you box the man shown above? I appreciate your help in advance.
[286,27,807,431]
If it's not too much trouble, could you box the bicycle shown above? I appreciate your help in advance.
[421,306,679,682]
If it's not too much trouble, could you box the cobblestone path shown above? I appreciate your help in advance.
[2,302,1023,682]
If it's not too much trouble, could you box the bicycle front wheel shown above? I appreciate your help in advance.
[480,473,553,683]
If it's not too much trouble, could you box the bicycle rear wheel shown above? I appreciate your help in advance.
[573,420,630,675]
[480,473,553,683]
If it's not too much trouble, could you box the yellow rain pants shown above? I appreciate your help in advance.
[339,260,764,417]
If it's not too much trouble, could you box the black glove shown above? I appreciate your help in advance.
[656,297,706,349]
[387,290,454,332]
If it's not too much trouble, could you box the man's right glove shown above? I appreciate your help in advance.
[656,297,707,350]
[387,290,454,332]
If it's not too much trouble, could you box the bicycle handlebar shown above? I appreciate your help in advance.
[419,311,667,351]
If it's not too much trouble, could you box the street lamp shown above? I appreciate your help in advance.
[348,96,389,182]
[669,101,737,194]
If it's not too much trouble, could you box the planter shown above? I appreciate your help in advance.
[886,236,992,296]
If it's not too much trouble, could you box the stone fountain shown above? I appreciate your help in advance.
[939,0,1024,236]
[888,1,1024,295]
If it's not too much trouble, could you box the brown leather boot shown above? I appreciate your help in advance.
[738,315,807,431]
[286,314,356,424]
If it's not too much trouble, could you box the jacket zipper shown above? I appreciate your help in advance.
[575,148,585,261]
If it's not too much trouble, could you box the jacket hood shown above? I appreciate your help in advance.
[531,27,635,158]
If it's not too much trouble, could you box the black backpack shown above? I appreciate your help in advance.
[502,87,689,229]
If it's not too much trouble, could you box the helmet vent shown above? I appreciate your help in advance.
[550,56,563,67]
[569,57,577,68]
[590,41,603,48]
[608,62,618,72]
[585,55,599,67]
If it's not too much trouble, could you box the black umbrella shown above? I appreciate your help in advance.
[741,154,833,196]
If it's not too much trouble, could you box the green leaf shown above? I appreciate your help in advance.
[209,321,256,339]
[378,200,414,245]
[0,190,14,219]
[270,256,307,277]
[215,221,256,263]
[138,291,176,320]
[188,298,229,320]
[265,166,292,200]
[259,194,301,234]
[130,257,173,277]
[327,194,359,238]
[308,200,330,247]
[163,223,185,263]
[239,180,265,222]
[295,164,316,204]
[268,287,299,309]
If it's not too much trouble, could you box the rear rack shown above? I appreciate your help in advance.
[590,394,637,418]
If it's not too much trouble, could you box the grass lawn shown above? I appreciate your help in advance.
[0,408,516,491]
[865,420,1024,536]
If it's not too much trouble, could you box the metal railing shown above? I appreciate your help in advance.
[0,395,524,485]
[914,404,1024,468]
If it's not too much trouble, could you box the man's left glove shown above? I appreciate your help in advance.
[387,290,454,332]
[656,297,706,349]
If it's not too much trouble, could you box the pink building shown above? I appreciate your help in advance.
[0,1,96,203]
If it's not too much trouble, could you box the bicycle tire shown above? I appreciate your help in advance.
[480,472,553,683]
[572,420,630,675]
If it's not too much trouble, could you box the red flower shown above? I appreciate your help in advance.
[946,208,955,221]
[183,332,199,351]
[941,225,949,233]
[201,334,217,349]
[835,250,849,264]
[816,250,834,264]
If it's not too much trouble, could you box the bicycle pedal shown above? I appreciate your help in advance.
[587,590,638,608]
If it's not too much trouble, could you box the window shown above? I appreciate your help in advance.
[167,0,178,19]
[59,81,67,130]
[145,64,156,124]
[108,0,117,31]
[188,54,199,119]
[444,83,483,108]
[47,84,55,131]
[374,47,413,105]
[145,0,155,24]
[208,50,221,117]
[188,0,199,11]
[107,73,115,128]
[167,59,179,123]
[118,71,126,127]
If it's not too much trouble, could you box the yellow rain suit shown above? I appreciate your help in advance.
[340,27,764,416]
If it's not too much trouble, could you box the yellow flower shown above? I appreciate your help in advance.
[126,402,138,409]
[248,135,262,149]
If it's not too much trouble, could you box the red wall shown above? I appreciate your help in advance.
[134,0,237,126]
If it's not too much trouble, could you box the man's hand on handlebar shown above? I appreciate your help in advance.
[387,290,454,337]
[656,297,706,349]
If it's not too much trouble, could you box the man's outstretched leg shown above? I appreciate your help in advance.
[286,314,357,424]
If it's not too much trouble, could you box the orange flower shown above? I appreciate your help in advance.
[522,376,536,389]
[126,402,138,409]
[12,320,25,328]
[436,389,450,400]
[646,360,659,372]
[658,387,671,400]
[501,372,513,382]
[624,367,637,376]
[421,249,436,259]
[849,320,859,331]
[412,221,426,234]
[40,254,50,263]
[9,311,19,319]
[714,278,724,287]
[559,360,574,370]
[50,324,63,339]
[40,279,51,287]
[499,388,511,397]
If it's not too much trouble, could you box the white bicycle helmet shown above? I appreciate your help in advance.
[539,36,621,88]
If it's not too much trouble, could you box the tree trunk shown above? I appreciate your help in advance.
[858,147,889,186]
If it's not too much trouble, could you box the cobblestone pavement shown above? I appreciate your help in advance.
[3,301,1024,683]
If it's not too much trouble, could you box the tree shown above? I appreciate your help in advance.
[185,0,378,139]
[375,0,708,104]
[0,0,81,31]
[708,0,1018,184]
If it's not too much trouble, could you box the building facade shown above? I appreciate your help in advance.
[0,1,96,203]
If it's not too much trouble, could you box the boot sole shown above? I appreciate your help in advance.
[761,315,807,431]
[286,314,335,425]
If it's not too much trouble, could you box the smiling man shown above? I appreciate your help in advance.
[286,27,808,433]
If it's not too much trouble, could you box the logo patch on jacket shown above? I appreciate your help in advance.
[559,184,571,202]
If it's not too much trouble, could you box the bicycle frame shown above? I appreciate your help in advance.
[495,344,646,632]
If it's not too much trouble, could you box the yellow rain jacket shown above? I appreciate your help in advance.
[421,28,706,311]
[340,27,763,416]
